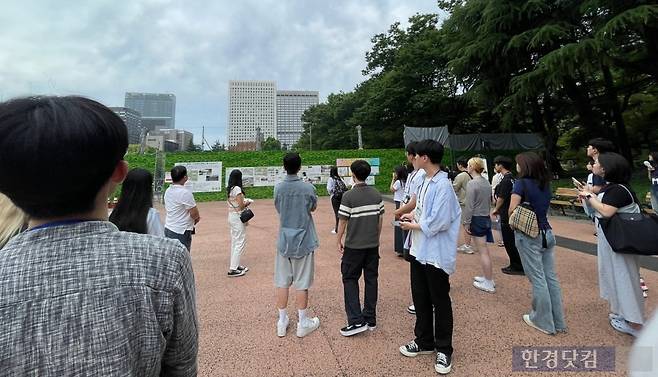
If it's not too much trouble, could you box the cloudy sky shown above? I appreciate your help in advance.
[1,0,443,146]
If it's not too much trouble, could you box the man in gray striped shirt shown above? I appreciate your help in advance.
[0,96,197,376]
[336,160,385,337]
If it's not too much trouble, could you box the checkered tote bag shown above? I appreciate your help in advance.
[509,180,539,238]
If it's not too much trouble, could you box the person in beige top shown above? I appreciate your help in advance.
[0,193,28,248]
[453,159,473,253]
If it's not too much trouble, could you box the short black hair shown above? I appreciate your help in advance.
[456,159,468,168]
[493,155,513,170]
[171,166,187,183]
[416,139,445,164]
[598,152,631,184]
[0,96,128,218]
[405,141,418,155]
[283,152,302,174]
[588,138,616,154]
[350,160,371,181]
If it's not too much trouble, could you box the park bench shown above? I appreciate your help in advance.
[550,187,583,216]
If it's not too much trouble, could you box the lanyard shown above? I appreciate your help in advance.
[418,170,440,208]
[29,219,91,232]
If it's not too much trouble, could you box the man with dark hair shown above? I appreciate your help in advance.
[491,156,524,275]
[273,152,321,338]
[336,160,385,337]
[453,159,473,253]
[164,165,200,251]
[0,96,197,375]
[399,139,460,375]
[587,138,616,194]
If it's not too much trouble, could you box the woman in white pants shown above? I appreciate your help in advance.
[227,169,252,277]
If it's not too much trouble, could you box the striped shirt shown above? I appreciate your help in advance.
[338,183,385,249]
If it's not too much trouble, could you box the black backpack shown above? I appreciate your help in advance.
[332,178,348,200]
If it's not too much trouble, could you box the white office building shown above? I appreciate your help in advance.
[276,91,319,149]
[227,80,277,148]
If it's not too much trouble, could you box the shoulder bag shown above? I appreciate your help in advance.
[509,179,540,238]
[229,196,255,224]
[598,184,658,255]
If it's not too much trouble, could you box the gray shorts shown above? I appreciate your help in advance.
[274,252,315,290]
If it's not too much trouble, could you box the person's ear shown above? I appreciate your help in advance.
[110,160,129,184]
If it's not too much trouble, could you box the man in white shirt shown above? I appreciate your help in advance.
[164,166,200,251]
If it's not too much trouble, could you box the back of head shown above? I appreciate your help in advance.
[405,141,418,156]
[493,155,513,171]
[456,159,467,169]
[109,168,153,234]
[350,160,371,182]
[515,152,550,188]
[598,152,631,184]
[283,152,302,175]
[394,165,408,182]
[329,166,339,179]
[0,193,28,248]
[170,166,187,183]
[416,139,444,164]
[467,157,485,175]
[588,138,616,154]
[227,169,243,192]
[0,96,128,218]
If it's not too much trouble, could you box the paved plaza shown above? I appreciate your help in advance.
[174,198,658,376]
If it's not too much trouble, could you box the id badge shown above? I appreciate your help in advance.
[402,194,411,204]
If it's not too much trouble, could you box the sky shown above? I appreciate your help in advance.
[0,0,443,146]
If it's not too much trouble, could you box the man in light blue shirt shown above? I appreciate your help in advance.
[399,139,461,375]
[273,152,321,338]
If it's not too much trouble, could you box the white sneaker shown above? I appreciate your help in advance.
[277,317,289,337]
[458,244,475,254]
[473,276,496,286]
[330,229,337,234]
[296,317,320,338]
[473,280,496,293]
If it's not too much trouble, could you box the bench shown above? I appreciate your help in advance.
[550,187,582,216]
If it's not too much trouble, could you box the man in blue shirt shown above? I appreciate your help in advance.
[399,139,461,375]
[273,152,321,338]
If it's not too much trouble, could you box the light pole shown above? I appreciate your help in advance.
[309,123,312,151]
[356,125,363,150]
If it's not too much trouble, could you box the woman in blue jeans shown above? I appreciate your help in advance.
[509,152,567,335]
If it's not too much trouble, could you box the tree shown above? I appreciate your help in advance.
[211,140,226,151]
[261,137,282,151]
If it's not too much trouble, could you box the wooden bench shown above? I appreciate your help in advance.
[551,187,582,216]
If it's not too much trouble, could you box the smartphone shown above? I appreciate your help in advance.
[572,177,584,189]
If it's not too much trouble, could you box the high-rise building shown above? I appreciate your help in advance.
[124,92,176,131]
[227,80,276,148]
[276,90,319,149]
[148,129,193,151]
[109,107,145,144]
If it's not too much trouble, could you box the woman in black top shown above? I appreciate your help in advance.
[578,152,644,337]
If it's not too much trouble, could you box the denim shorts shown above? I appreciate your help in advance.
[469,216,494,243]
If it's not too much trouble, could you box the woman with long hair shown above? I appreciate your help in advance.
[0,193,28,249]
[464,157,495,293]
[227,169,251,277]
[326,166,347,234]
[109,168,163,236]
[578,152,645,336]
[390,165,408,256]
[509,152,566,335]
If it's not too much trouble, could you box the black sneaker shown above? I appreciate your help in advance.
[501,266,525,276]
[435,352,452,374]
[237,265,249,272]
[407,304,416,315]
[227,269,246,277]
[399,340,434,357]
[366,322,376,331]
[340,323,368,337]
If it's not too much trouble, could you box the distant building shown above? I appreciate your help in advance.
[125,92,176,131]
[148,129,193,151]
[227,80,276,148]
[109,107,145,145]
[276,90,318,149]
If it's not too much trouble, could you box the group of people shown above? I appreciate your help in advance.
[0,95,656,376]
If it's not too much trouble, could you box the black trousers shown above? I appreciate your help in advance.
[331,195,341,231]
[341,246,379,325]
[393,201,406,254]
[164,228,192,251]
[410,259,453,356]
[501,221,523,271]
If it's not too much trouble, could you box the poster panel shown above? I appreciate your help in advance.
[173,161,223,192]
[225,167,256,187]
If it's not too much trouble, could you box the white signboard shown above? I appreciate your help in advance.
[174,161,223,192]
[225,165,334,187]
